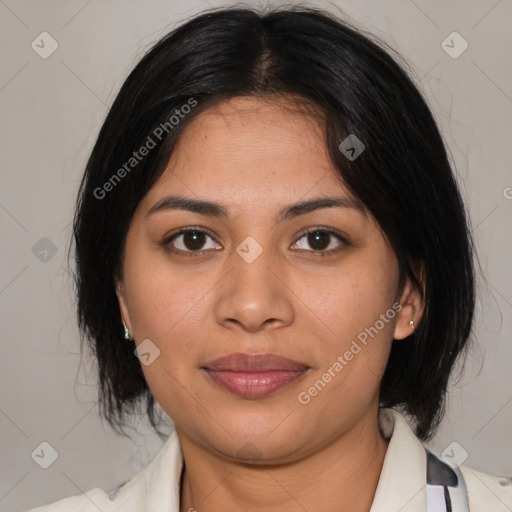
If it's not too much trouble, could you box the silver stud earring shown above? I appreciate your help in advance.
[409,320,415,332]
[123,322,132,341]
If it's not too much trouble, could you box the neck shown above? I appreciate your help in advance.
[178,405,389,512]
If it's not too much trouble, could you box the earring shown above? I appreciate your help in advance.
[409,320,415,332]
[123,322,132,341]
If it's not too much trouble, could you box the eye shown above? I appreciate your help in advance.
[163,226,348,258]
[291,228,347,255]
[163,228,222,256]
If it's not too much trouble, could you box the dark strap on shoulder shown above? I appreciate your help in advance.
[425,449,469,511]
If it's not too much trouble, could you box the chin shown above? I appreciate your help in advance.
[200,418,309,464]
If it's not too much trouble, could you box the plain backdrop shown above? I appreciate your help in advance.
[0,0,511,510]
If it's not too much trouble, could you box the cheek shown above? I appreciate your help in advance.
[298,283,396,418]
[123,241,207,340]
[310,260,397,341]
[304,252,398,383]
[121,250,206,394]
[128,268,209,420]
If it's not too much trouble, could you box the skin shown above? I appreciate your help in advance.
[116,95,425,512]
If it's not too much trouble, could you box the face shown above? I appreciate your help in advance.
[116,95,423,464]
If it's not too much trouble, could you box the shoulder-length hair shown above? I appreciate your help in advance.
[72,5,476,441]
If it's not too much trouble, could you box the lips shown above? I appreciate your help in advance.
[202,353,310,399]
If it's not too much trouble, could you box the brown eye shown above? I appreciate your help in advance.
[292,228,347,254]
[307,231,330,250]
[164,228,222,256]
[182,230,206,250]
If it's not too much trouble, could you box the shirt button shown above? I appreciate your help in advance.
[499,478,511,486]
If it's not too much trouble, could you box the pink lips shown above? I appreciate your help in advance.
[202,353,309,399]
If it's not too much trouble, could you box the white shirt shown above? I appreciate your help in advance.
[27,408,512,511]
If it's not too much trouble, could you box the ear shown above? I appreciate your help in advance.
[393,261,425,340]
[115,278,132,334]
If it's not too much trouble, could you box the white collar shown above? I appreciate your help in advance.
[106,407,428,511]
[370,408,427,511]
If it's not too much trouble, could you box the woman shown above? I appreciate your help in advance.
[28,5,511,511]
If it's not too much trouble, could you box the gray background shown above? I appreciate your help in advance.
[0,0,511,510]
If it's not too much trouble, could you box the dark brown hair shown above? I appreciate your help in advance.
[71,4,476,441]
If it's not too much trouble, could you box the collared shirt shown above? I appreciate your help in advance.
[28,408,512,511]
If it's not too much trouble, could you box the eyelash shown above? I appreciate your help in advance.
[162,226,349,258]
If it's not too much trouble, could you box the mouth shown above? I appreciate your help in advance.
[201,353,310,399]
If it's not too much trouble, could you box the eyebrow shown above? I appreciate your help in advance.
[146,194,366,223]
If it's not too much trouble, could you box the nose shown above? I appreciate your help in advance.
[214,239,295,333]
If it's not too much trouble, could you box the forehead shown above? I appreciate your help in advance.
[131,95,380,237]
[151,95,351,199]
[188,94,325,132]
